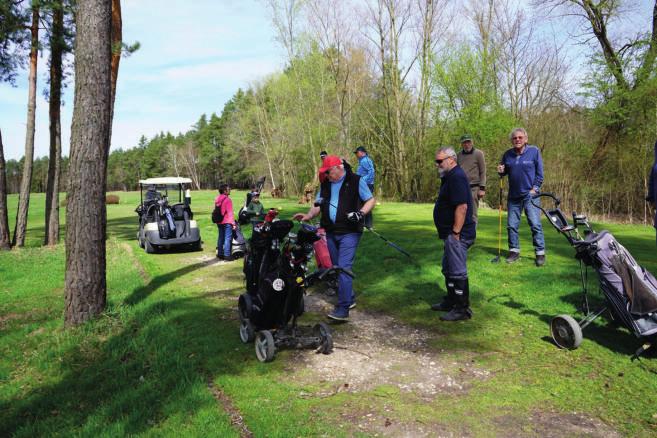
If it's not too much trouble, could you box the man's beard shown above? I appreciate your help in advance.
[438,168,446,178]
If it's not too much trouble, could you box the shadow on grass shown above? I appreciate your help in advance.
[0,291,247,436]
[124,259,220,306]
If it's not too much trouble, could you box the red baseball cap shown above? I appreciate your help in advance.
[318,155,343,178]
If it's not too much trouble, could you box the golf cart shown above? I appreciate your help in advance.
[135,177,201,253]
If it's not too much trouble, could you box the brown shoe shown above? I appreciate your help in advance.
[506,252,520,263]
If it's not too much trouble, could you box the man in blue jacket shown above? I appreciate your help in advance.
[647,140,657,245]
[432,147,476,321]
[354,146,375,228]
[497,128,546,266]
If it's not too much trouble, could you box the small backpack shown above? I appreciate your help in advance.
[212,198,226,224]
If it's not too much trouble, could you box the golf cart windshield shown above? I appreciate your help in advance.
[139,177,192,204]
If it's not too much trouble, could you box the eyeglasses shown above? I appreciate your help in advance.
[512,136,524,140]
[435,157,450,164]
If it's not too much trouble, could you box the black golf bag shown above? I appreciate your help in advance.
[239,216,333,362]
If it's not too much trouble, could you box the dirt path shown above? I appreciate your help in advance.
[184,256,620,437]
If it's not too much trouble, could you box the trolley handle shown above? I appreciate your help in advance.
[530,192,560,207]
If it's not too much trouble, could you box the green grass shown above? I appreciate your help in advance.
[2,190,657,436]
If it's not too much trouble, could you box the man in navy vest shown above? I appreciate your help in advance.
[293,155,376,321]
[497,128,546,266]
[432,147,476,321]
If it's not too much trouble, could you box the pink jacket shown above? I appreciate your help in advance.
[214,194,235,225]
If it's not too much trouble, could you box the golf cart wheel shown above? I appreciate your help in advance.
[238,294,253,320]
[239,319,255,344]
[137,231,145,248]
[145,239,157,254]
[255,330,276,362]
[550,314,583,350]
[314,322,333,354]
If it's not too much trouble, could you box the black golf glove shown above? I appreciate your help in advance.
[347,210,364,223]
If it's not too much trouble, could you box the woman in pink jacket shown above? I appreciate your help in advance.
[215,184,236,260]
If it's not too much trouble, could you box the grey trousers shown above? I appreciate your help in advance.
[441,234,474,280]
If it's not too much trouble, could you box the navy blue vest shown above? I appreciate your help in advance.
[319,171,364,234]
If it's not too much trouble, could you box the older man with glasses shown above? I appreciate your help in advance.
[432,147,476,321]
[293,155,376,322]
[497,128,546,266]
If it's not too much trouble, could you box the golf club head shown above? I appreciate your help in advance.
[491,256,501,263]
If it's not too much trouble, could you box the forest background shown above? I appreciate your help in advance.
[3,0,657,223]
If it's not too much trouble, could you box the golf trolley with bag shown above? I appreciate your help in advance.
[532,193,657,358]
[238,209,335,362]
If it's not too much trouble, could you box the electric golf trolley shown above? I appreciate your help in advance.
[238,210,345,362]
[532,193,657,358]
[135,177,201,253]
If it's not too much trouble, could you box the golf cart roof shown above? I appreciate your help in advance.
[139,177,192,186]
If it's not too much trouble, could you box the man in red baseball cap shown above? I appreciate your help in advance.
[294,155,375,321]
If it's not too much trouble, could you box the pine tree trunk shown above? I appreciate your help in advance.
[13,6,39,247]
[0,128,11,250]
[45,3,64,246]
[65,0,112,326]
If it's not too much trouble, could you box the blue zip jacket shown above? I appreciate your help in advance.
[356,155,375,185]
[499,145,544,199]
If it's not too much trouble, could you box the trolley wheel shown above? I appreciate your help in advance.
[255,330,276,362]
[238,293,253,320]
[314,322,333,354]
[551,314,583,350]
[239,319,255,344]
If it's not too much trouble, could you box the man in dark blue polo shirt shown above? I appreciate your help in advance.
[432,147,476,321]
[497,128,546,266]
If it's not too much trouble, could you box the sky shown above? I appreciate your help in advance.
[0,0,284,161]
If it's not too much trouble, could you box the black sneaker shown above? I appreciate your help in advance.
[431,300,454,312]
[223,255,235,262]
[506,252,520,263]
[535,254,546,267]
[440,307,472,321]
[216,254,224,260]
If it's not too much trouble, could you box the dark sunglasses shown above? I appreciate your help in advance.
[435,157,449,164]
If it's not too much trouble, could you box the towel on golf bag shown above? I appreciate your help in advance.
[313,227,332,269]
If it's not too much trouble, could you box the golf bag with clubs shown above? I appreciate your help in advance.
[533,193,657,358]
[239,210,334,362]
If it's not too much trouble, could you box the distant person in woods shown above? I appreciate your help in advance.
[497,128,546,266]
[354,146,375,228]
[456,135,486,224]
[647,140,657,245]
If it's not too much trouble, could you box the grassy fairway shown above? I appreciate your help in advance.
[1,190,657,436]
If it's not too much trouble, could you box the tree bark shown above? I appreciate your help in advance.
[0,128,10,250]
[110,0,121,121]
[45,2,64,246]
[65,0,112,326]
[12,5,39,247]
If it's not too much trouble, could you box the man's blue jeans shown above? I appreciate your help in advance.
[217,223,232,257]
[326,232,361,312]
[507,195,545,255]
